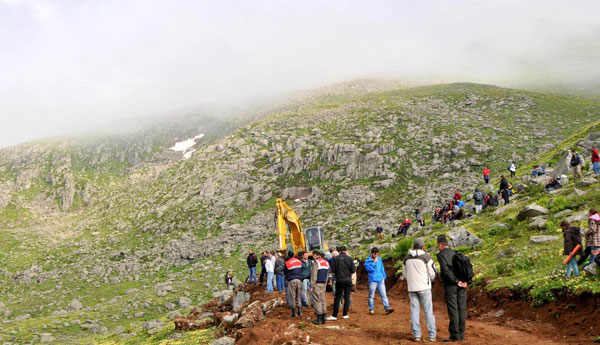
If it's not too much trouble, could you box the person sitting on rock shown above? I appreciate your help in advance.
[530,165,545,178]
[453,190,462,204]
[545,177,561,191]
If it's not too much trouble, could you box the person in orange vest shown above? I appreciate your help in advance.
[482,167,490,184]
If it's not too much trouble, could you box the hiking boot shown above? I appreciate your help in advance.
[321,313,326,324]
[290,308,296,317]
[442,337,458,342]
[297,307,303,317]
[385,308,395,315]
[369,310,375,315]
[311,314,322,325]
[326,315,337,321]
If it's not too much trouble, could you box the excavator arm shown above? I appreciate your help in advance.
[274,198,306,255]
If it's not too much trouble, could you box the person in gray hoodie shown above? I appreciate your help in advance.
[403,238,437,342]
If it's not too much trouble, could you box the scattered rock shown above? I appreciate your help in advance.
[517,204,549,220]
[446,227,483,247]
[67,299,83,311]
[529,217,547,229]
[566,211,588,223]
[579,177,597,187]
[493,204,517,215]
[177,297,192,309]
[212,336,236,345]
[529,236,559,244]
[40,333,54,343]
[232,292,250,313]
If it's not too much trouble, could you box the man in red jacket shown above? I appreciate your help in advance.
[483,167,490,184]
[592,146,600,176]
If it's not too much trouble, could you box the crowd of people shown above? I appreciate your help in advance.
[561,208,600,278]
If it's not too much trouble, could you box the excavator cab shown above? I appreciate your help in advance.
[305,226,327,253]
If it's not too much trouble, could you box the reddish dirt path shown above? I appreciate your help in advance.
[235,261,598,345]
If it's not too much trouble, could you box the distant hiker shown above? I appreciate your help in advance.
[300,251,313,308]
[472,187,484,214]
[399,217,411,236]
[403,238,437,342]
[570,150,583,179]
[310,249,330,325]
[365,247,394,316]
[433,208,441,224]
[592,146,600,176]
[561,220,583,278]
[284,251,304,317]
[225,271,233,290]
[578,209,600,267]
[259,251,268,286]
[419,217,426,227]
[453,190,461,204]
[437,235,468,342]
[508,162,516,178]
[265,254,275,292]
[415,208,421,223]
[486,193,499,207]
[545,177,561,191]
[327,246,356,321]
[274,253,286,291]
[246,250,258,284]
[456,200,465,209]
[483,167,490,184]
[530,165,545,178]
[376,224,384,240]
[499,176,510,205]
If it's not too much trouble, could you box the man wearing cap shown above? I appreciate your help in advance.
[310,249,329,324]
[327,246,356,320]
[403,238,437,342]
[284,251,304,317]
[437,235,468,342]
[364,247,395,315]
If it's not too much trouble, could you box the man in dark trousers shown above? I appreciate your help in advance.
[326,246,356,320]
[259,251,268,285]
[246,249,258,284]
[437,235,467,342]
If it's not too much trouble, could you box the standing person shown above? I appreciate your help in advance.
[561,220,583,278]
[415,208,421,223]
[310,250,330,325]
[591,146,600,176]
[327,246,356,321]
[437,235,468,342]
[265,254,275,292]
[570,150,583,179]
[300,251,312,308]
[364,247,394,315]
[376,224,384,240]
[483,167,490,184]
[246,250,258,284]
[274,253,286,291]
[225,271,233,290]
[259,251,268,286]
[578,209,600,266]
[404,238,437,343]
[508,162,516,178]
[472,187,484,214]
[499,175,510,205]
[284,251,304,317]
[453,190,461,204]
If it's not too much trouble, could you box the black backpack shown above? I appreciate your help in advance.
[452,251,474,283]
[473,191,483,201]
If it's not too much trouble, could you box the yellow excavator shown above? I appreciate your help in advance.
[274,198,328,255]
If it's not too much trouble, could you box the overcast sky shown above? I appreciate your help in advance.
[1,0,599,147]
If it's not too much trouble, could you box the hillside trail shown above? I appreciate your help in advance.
[236,267,591,345]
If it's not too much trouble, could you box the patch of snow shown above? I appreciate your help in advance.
[170,134,204,159]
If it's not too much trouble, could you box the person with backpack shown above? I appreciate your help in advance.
[472,187,484,214]
[499,176,510,205]
[482,167,490,184]
[403,238,437,342]
[376,224,384,240]
[570,150,583,179]
[437,235,469,342]
[508,162,516,178]
[365,247,395,316]
[592,146,600,176]
[561,220,583,278]
[246,250,258,284]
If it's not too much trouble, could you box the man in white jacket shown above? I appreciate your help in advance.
[403,238,437,342]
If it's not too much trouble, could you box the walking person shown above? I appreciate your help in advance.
[300,251,312,308]
[224,271,233,290]
[508,162,516,178]
[591,146,600,176]
[570,150,583,179]
[259,251,268,286]
[483,166,490,184]
[274,253,286,291]
[472,187,484,214]
[327,246,356,321]
[376,224,384,240]
[284,251,304,317]
[499,175,510,205]
[561,220,583,278]
[310,250,330,325]
[365,247,394,315]
[437,235,468,342]
[578,209,600,267]
[265,254,274,292]
[246,250,258,284]
[404,238,437,342]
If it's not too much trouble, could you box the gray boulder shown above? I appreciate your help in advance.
[67,299,82,311]
[517,204,548,220]
[40,333,54,343]
[212,337,236,345]
[446,227,483,247]
[493,204,517,216]
[566,211,588,223]
[218,290,235,306]
[579,177,597,187]
[177,297,191,309]
[530,236,559,244]
[232,292,251,313]
[529,217,547,229]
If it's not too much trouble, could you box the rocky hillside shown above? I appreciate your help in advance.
[0,81,599,344]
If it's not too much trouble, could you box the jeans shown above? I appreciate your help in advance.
[566,257,579,277]
[302,279,312,306]
[368,281,390,311]
[266,272,274,292]
[594,161,600,175]
[248,267,257,284]
[276,274,285,291]
[409,290,436,340]
[590,246,600,267]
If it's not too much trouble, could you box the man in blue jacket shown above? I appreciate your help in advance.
[364,247,395,315]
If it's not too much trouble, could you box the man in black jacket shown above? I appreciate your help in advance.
[326,246,356,320]
[246,250,258,284]
[437,235,467,342]
[259,251,268,285]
